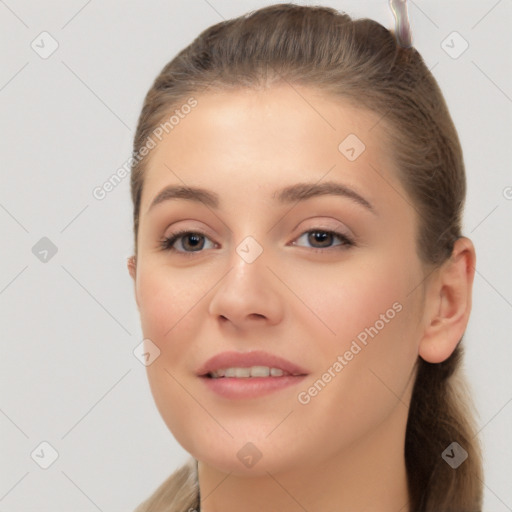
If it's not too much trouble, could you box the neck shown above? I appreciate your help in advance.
[197,401,411,512]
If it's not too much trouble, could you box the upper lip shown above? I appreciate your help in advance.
[197,350,309,377]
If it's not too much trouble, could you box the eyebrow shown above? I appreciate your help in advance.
[147,180,375,214]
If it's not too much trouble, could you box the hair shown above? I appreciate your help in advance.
[129,4,483,511]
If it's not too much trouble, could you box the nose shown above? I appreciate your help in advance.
[207,242,285,330]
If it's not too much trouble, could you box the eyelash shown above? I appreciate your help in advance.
[158,228,355,256]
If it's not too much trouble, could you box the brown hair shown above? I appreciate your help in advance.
[130,4,483,511]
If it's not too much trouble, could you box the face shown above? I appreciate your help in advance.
[129,85,428,476]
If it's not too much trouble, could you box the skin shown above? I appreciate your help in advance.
[127,84,476,512]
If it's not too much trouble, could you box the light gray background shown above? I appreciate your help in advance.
[0,1,511,510]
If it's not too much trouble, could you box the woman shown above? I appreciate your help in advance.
[127,4,483,511]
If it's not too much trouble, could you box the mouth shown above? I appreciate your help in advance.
[206,366,304,379]
[197,351,308,399]
[197,350,308,378]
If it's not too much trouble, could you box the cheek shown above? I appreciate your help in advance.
[135,267,210,445]
[294,254,413,347]
[346,260,420,371]
[294,257,421,426]
[136,265,206,344]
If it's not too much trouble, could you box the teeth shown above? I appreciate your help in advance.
[209,366,288,379]
[251,366,270,377]
[235,367,250,378]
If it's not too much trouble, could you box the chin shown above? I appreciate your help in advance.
[181,431,304,476]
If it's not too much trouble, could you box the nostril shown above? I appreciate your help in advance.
[217,313,265,322]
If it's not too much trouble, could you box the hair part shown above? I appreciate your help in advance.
[130,4,483,510]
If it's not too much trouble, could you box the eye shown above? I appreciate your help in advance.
[292,229,354,252]
[159,228,354,256]
[159,230,216,254]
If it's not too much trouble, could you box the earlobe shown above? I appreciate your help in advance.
[418,237,476,364]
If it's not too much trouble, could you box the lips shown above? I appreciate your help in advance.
[197,350,309,399]
[196,350,308,378]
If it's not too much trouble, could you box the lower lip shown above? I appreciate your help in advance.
[200,375,308,399]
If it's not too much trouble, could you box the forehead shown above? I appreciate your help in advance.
[139,84,401,212]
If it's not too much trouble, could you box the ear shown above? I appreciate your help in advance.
[127,255,139,309]
[418,237,476,363]
[127,255,136,280]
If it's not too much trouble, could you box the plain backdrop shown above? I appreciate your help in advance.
[0,1,511,510]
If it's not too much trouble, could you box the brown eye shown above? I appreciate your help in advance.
[293,229,354,251]
[160,231,215,253]
[180,234,204,251]
[308,231,334,248]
